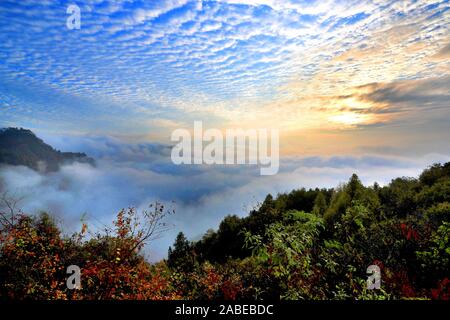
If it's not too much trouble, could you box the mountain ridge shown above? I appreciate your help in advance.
[0,127,95,172]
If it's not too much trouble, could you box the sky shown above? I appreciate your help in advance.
[0,0,449,260]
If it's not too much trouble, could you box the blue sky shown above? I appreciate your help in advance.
[0,0,449,259]
[0,0,448,153]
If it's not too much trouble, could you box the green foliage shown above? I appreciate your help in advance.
[416,222,450,281]
[245,211,324,299]
[312,191,327,216]
[419,163,450,186]
[379,177,420,218]
[424,202,450,226]
[0,162,449,300]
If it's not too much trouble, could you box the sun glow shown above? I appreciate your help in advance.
[328,111,371,126]
[324,96,377,127]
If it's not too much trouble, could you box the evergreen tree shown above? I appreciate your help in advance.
[167,232,194,271]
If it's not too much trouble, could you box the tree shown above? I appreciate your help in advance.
[168,232,194,271]
[0,212,67,299]
[313,192,327,216]
[346,173,364,200]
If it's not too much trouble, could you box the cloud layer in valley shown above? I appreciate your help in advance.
[1,134,449,261]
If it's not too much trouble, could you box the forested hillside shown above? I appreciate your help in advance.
[0,128,94,172]
[0,163,449,300]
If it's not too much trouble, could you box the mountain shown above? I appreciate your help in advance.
[0,127,94,172]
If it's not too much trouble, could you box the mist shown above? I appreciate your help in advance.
[1,134,449,261]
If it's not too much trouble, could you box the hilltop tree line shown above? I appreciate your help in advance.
[0,127,94,172]
[0,163,449,299]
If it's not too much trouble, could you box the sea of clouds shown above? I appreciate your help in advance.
[1,134,449,261]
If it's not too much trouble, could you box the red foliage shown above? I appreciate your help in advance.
[221,278,243,300]
[400,223,419,241]
[431,278,449,300]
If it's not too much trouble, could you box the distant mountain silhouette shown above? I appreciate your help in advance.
[0,127,94,172]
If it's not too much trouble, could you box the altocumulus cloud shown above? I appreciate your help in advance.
[1,134,449,261]
[1,0,449,133]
